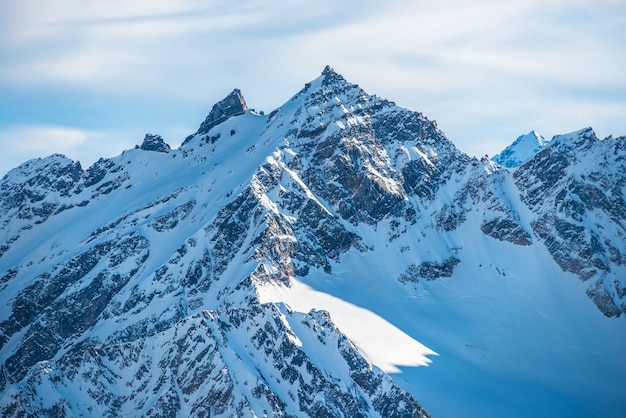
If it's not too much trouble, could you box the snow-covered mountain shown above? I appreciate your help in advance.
[1,66,625,417]
[492,130,549,167]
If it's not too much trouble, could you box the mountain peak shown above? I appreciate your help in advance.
[320,65,349,88]
[322,65,335,76]
[196,89,248,135]
[492,130,548,167]
[2,67,625,418]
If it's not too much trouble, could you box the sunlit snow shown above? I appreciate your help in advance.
[259,279,437,373]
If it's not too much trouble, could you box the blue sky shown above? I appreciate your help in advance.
[1,0,625,176]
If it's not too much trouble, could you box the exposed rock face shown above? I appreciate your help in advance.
[138,133,171,153]
[0,155,83,257]
[197,89,248,135]
[514,128,626,317]
[3,304,429,417]
[1,234,149,384]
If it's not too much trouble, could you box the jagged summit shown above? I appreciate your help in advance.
[550,126,598,149]
[196,88,248,135]
[320,65,350,88]
[137,133,171,153]
[492,130,549,167]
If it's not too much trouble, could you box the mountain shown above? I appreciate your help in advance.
[1,65,625,417]
[492,130,549,167]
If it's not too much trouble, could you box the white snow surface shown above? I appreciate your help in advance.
[258,279,438,373]
[344,228,623,418]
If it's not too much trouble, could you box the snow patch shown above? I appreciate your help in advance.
[258,279,437,373]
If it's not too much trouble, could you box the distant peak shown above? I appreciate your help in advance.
[528,130,548,145]
[138,133,171,153]
[513,131,547,147]
[492,130,548,168]
[197,89,248,135]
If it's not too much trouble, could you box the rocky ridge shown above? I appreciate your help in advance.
[0,66,625,417]
[0,68,436,417]
[195,88,248,136]
[514,127,626,316]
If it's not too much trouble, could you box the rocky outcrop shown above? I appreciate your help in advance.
[0,304,429,418]
[196,89,248,135]
[138,133,171,153]
[399,257,461,283]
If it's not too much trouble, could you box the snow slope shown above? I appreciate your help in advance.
[259,213,626,418]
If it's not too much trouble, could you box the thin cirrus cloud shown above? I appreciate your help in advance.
[0,0,624,176]
[0,125,130,176]
[0,125,89,153]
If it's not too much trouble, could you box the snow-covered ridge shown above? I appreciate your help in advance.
[0,66,625,418]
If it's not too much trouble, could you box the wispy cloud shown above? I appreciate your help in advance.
[0,125,91,153]
[0,125,134,176]
[0,0,624,173]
